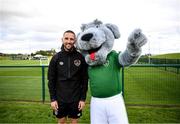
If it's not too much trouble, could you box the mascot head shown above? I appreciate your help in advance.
[76,19,120,66]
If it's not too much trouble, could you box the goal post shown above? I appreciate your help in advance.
[39,57,49,65]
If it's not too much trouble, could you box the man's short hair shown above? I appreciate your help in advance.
[63,30,76,36]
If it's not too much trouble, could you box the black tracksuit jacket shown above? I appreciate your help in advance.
[48,46,88,103]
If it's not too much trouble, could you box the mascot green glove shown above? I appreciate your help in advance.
[76,19,147,124]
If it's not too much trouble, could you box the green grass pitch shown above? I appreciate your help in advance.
[0,60,180,123]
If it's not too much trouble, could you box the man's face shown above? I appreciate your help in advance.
[62,32,76,51]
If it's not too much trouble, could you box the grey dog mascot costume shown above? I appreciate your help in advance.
[76,19,147,124]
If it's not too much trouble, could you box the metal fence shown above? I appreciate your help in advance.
[0,64,180,105]
[138,58,180,64]
[0,65,48,103]
[124,64,180,106]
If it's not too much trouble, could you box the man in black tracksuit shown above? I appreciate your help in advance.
[48,30,88,124]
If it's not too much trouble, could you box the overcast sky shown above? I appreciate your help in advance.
[0,0,180,55]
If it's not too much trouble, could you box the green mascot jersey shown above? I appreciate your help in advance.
[88,51,122,98]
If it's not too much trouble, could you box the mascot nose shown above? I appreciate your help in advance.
[81,33,93,41]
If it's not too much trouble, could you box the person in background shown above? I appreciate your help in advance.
[48,30,88,124]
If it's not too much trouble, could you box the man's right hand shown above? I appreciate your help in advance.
[50,101,58,111]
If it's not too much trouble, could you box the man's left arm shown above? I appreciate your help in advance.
[80,58,88,102]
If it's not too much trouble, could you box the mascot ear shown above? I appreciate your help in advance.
[105,23,120,39]
[81,24,87,31]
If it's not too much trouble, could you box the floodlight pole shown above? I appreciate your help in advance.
[148,35,151,64]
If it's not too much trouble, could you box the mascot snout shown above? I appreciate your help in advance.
[81,33,93,41]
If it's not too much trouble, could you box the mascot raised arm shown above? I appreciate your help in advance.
[76,19,147,124]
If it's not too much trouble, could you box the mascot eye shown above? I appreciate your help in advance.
[96,25,99,28]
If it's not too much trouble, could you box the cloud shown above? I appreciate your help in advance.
[0,0,180,54]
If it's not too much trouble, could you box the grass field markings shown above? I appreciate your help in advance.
[1,99,180,109]
[0,68,40,70]
[0,76,41,79]
[0,76,41,78]
[0,100,49,104]
[126,104,180,108]
[0,99,88,104]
